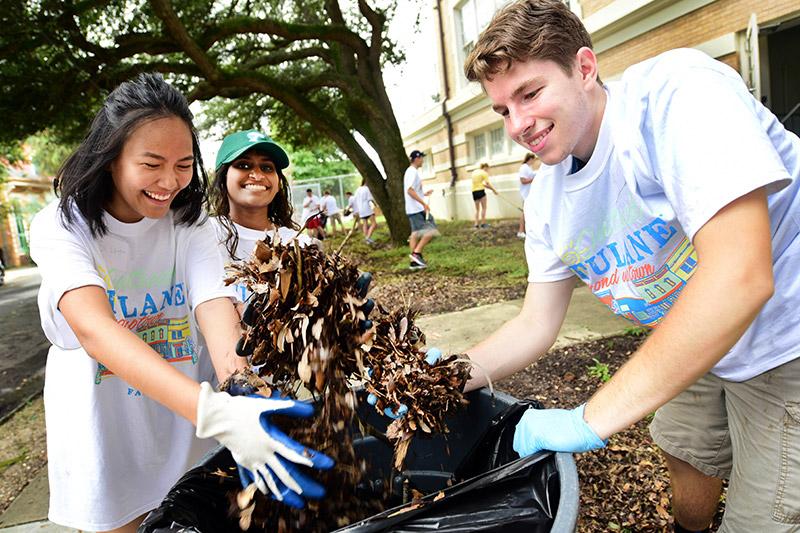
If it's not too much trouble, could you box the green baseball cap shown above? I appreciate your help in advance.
[215,130,290,171]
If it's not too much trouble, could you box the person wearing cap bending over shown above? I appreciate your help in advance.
[461,1,800,532]
[404,150,439,270]
[471,162,499,229]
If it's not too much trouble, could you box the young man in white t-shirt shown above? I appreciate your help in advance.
[353,181,377,244]
[462,1,800,531]
[404,150,438,269]
[321,190,344,236]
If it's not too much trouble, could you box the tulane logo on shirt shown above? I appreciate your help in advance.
[94,316,198,384]
[105,283,186,319]
[563,217,698,328]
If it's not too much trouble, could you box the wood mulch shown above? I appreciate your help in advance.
[498,334,725,532]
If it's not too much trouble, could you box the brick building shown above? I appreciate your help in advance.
[1,149,53,267]
[401,0,800,221]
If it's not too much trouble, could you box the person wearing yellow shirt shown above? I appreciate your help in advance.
[471,162,498,228]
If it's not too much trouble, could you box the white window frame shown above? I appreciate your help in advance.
[454,0,512,88]
[472,132,487,162]
[470,123,514,164]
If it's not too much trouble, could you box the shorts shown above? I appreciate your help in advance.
[360,213,374,221]
[472,190,486,201]
[408,211,439,237]
[649,356,800,530]
[306,217,321,229]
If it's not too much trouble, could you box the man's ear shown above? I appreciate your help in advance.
[575,46,599,86]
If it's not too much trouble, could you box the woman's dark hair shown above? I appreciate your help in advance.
[55,73,207,236]
[211,149,297,259]
[523,153,537,164]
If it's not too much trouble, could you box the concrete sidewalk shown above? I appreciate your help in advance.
[0,286,629,531]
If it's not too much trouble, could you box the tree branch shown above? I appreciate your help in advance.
[241,46,333,68]
[203,15,370,59]
[149,0,221,82]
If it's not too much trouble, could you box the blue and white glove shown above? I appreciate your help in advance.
[513,403,607,457]
[366,347,442,419]
[195,382,334,508]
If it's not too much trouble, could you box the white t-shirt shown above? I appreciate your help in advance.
[323,195,340,216]
[210,218,311,303]
[519,163,536,200]
[354,185,374,217]
[30,201,234,530]
[524,49,800,382]
[301,195,321,223]
[403,166,425,214]
[347,195,358,216]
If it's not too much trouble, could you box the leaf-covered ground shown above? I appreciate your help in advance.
[498,334,726,532]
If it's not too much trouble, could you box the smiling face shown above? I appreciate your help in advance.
[225,149,280,219]
[107,116,194,223]
[483,49,605,166]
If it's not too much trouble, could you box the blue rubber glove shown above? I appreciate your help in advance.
[366,347,442,419]
[513,403,607,457]
[196,383,334,508]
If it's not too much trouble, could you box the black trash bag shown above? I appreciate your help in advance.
[139,399,559,533]
[338,399,557,533]
[138,449,241,533]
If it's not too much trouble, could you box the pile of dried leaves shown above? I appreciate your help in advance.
[222,232,471,531]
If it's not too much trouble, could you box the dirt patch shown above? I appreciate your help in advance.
[0,397,47,515]
[370,275,525,315]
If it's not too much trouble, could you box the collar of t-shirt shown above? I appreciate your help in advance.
[102,210,160,236]
[569,157,586,174]
[562,84,614,192]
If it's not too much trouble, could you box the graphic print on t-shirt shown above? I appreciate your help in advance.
[558,190,698,328]
[94,264,198,384]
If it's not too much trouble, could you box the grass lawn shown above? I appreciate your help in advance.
[325,217,528,284]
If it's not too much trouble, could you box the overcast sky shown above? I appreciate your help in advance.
[383,0,440,131]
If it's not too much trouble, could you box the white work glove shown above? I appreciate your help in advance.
[196,382,334,508]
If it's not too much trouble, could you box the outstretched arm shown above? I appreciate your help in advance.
[585,187,773,438]
[59,285,202,423]
[196,297,248,382]
[465,277,575,391]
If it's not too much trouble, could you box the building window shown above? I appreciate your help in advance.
[473,133,487,162]
[490,127,506,156]
[455,0,511,87]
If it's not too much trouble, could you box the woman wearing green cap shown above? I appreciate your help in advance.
[210,130,312,307]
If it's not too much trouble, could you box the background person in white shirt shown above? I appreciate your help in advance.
[463,1,800,531]
[353,180,378,244]
[322,190,344,236]
[404,150,438,269]
[517,153,536,238]
[301,189,325,240]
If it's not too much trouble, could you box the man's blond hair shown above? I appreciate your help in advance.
[464,0,594,82]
